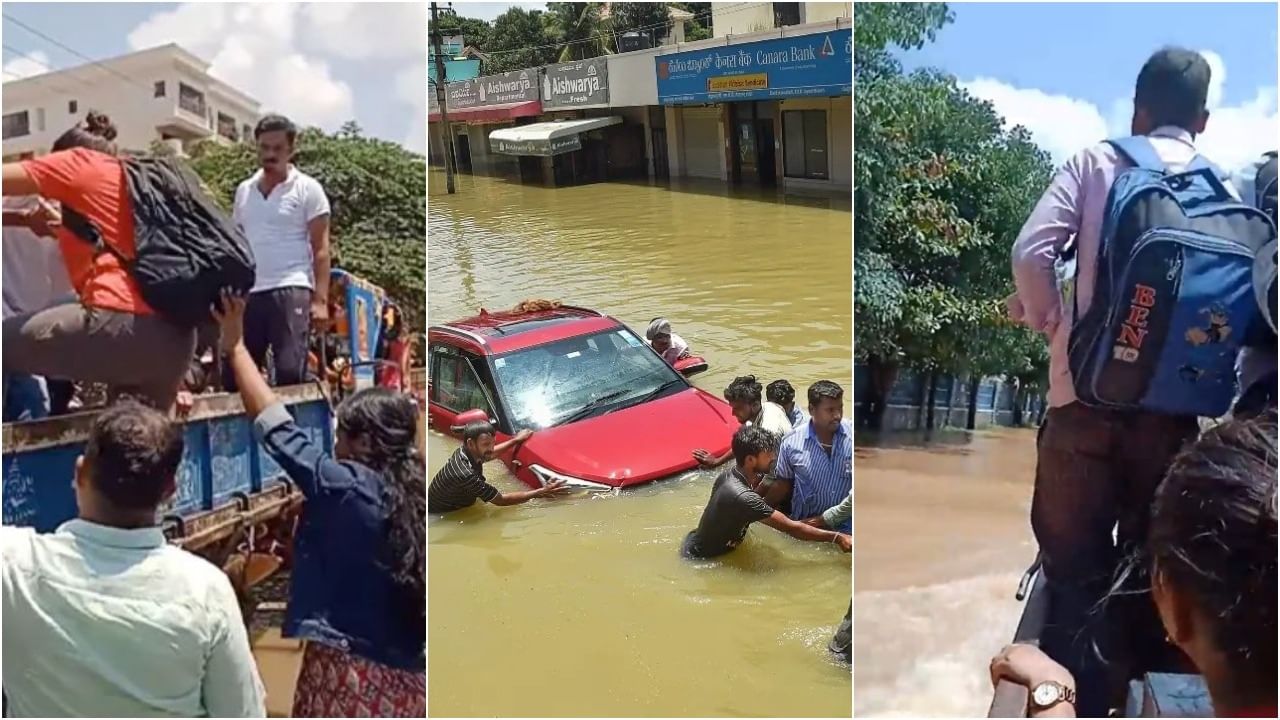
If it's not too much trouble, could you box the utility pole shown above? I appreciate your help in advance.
[429,1,457,194]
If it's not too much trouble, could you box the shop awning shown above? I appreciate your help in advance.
[488,116,623,157]
[428,99,542,123]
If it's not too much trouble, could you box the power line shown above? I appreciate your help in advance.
[434,2,771,61]
[3,12,161,99]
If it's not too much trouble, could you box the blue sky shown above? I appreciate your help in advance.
[3,2,427,152]
[896,2,1278,171]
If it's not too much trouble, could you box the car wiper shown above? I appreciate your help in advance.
[628,378,686,406]
[558,389,632,425]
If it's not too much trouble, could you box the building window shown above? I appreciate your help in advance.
[782,110,828,180]
[217,112,238,141]
[68,100,78,114]
[773,2,802,27]
[243,124,253,142]
[178,82,206,118]
[154,81,166,98]
[2,111,30,139]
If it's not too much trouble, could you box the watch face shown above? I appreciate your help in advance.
[1033,683,1060,706]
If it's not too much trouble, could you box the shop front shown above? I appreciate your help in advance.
[491,58,645,186]
[435,69,542,178]
[655,27,852,191]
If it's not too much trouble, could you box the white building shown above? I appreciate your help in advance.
[711,2,852,37]
[2,44,260,160]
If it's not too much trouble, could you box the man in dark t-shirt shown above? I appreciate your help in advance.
[682,425,852,559]
[428,421,566,514]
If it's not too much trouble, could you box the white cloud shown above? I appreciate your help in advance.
[960,77,1109,164]
[961,55,1276,174]
[395,64,427,153]
[127,3,354,131]
[3,49,51,80]
[301,3,427,61]
[1200,49,1226,109]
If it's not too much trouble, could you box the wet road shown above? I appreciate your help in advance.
[427,169,851,717]
[853,428,1038,717]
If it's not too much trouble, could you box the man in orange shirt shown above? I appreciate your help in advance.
[1,114,196,411]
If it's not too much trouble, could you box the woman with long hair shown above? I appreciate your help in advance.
[1,112,196,410]
[216,289,424,716]
[990,413,1277,717]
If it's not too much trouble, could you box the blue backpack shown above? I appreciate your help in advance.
[1065,136,1275,417]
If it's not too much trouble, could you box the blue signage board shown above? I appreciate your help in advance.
[656,29,851,105]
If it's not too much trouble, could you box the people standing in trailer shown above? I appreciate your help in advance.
[227,114,332,389]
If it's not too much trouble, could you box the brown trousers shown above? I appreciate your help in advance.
[3,300,196,410]
[1031,402,1199,715]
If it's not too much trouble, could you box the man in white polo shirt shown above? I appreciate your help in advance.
[227,114,331,389]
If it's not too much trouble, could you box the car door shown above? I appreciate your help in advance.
[427,342,499,437]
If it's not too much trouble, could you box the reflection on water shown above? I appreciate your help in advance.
[427,170,851,717]
[854,428,1038,717]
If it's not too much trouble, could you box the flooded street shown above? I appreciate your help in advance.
[427,170,851,717]
[853,429,1038,717]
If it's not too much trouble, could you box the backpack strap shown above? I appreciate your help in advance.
[1187,154,1230,182]
[1107,136,1166,173]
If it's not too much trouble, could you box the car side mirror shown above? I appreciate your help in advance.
[450,408,496,434]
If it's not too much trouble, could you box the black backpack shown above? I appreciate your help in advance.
[66,156,256,325]
[1254,152,1277,335]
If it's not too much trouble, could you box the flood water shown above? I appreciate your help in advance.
[853,428,1038,717]
[426,169,852,717]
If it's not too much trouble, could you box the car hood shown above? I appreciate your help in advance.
[516,388,737,487]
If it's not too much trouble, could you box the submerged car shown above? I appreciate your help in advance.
[427,305,736,490]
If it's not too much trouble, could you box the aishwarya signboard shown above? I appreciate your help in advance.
[493,135,583,157]
[446,68,540,110]
[542,57,610,109]
[655,29,851,104]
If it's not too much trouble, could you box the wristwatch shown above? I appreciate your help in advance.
[1030,680,1076,711]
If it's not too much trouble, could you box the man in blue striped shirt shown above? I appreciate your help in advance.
[768,380,852,534]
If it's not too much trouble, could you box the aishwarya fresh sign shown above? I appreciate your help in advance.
[655,29,851,104]
[493,135,583,157]
[542,57,610,109]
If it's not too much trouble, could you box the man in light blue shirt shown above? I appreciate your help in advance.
[767,379,808,429]
[1,401,266,718]
[767,380,853,534]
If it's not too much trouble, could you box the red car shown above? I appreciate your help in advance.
[427,305,736,491]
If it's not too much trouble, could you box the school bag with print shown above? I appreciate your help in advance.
[1065,136,1275,417]
[65,155,256,325]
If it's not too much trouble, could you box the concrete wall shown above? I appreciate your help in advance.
[3,47,257,156]
[712,4,850,37]
[804,2,853,24]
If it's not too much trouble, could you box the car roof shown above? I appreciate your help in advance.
[430,305,626,354]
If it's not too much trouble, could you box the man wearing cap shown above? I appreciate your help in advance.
[1007,47,1238,716]
[644,317,691,366]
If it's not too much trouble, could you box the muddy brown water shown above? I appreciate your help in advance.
[427,169,852,717]
[853,427,1038,717]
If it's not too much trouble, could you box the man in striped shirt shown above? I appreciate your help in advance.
[767,381,852,534]
[428,422,566,514]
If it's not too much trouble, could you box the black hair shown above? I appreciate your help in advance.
[335,388,425,621]
[807,380,844,407]
[1134,47,1211,132]
[84,400,184,510]
[724,375,763,404]
[462,420,495,442]
[52,110,118,155]
[254,114,298,144]
[766,379,795,405]
[1147,412,1277,693]
[731,424,781,465]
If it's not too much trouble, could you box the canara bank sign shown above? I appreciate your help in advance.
[656,29,851,104]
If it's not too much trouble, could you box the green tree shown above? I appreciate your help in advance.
[854,3,1055,429]
[485,7,557,73]
[183,123,426,329]
[670,2,712,41]
[434,14,492,51]
[610,2,670,46]
[545,2,612,62]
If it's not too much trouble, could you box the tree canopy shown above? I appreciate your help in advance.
[180,123,426,330]
[854,2,1054,425]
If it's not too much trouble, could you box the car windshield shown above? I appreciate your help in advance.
[490,328,685,430]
